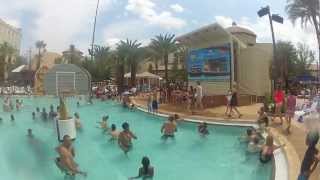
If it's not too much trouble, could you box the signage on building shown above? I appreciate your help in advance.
[187,44,231,81]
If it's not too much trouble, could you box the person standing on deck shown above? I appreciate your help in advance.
[272,86,285,124]
[228,89,242,118]
[195,81,203,110]
[285,90,296,134]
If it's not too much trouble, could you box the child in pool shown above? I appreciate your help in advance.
[74,113,82,129]
[10,114,15,121]
[109,124,119,142]
[247,136,262,153]
[198,122,209,136]
[97,116,109,131]
[32,112,36,120]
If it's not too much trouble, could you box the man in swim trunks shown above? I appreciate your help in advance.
[118,122,137,154]
[161,116,177,139]
[55,135,86,177]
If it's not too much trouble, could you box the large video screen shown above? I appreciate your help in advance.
[188,45,231,81]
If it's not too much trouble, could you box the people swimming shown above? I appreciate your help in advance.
[41,108,48,121]
[298,131,319,180]
[77,101,80,108]
[108,124,119,142]
[3,97,11,112]
[49,105,57,120]
[55,135,87,177]
[161,116,177,140]
[259,135,285,163]
[10,114,15,122]
[198,122,209,136]
[74,113,82,129]
[97,115,109,131]
[118,122,137,154]
[15,99,21,111]
[129,156,154,180]
[32,112,36,120]
[247,136,261,153]
[27,128,34,138]
[36,107,41,119]
[239,128,258,143]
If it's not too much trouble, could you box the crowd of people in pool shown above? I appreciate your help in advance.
[2,85,320,180]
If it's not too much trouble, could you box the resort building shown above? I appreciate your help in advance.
[30,52,62,71]
[176,22,273,105]
[0,18,22,52]
[141,53,185,77]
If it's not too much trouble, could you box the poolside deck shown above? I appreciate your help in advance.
[132,96,319,180]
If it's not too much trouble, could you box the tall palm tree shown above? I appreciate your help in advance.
[92,45,112,81]
[145,46,161,75]
[35,40,46,70]
[150,34,177,87]
[0,42,16,82]
[286,0,320,70]
[118,39,142,87]
[116,41,130,94]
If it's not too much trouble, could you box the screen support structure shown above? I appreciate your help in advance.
[55,72,76,96]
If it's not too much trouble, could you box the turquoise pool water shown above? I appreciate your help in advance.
[0,97,272,180]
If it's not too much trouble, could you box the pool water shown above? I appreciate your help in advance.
[0,97,272,180]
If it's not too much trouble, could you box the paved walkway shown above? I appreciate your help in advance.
[133,96,319,180]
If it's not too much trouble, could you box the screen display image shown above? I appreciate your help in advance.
[188,45,231,81]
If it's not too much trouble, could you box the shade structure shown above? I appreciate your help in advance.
[124,72,161,79]
[12,65,28,73]
[124,72,162,91]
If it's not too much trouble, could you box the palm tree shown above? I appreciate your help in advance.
[117,39,142,87]
[92,45,112,81]
[286,0,320,70]
[116,41,130,94]
[150,34,177,87]
[145,46,161,75]
[35,40,46,70]
[0,42,16,82]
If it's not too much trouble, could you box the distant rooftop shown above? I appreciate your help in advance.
[226,22,256,37]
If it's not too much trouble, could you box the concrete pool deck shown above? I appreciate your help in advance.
[132,96,318,180]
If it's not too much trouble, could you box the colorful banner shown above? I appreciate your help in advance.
[187,45,231,81]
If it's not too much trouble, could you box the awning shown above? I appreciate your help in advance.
[295,75,316,82]
[12,65,28,73]
[176,23,247,49]
[124,72,162,79]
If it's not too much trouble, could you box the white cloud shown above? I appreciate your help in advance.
[214,16,318,54]
[170,4,184,13]
[103,20,150,49]
[125,0,186,29]
[0,0,113,53]
[215,16,233,28]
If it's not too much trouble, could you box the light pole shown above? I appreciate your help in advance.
[258,6,283,88]
[90,0,100,61]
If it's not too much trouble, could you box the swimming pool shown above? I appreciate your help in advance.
[0,97,273,180]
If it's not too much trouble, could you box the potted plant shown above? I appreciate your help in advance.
[56,97,77,141]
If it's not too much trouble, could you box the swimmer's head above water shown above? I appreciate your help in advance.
[27,129,33,137]
[62,135,72,147]
[122,122,130,131]
[103,115,109,121]
[111,124,116,131]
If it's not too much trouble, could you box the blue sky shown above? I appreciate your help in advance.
[0,0,316,55]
